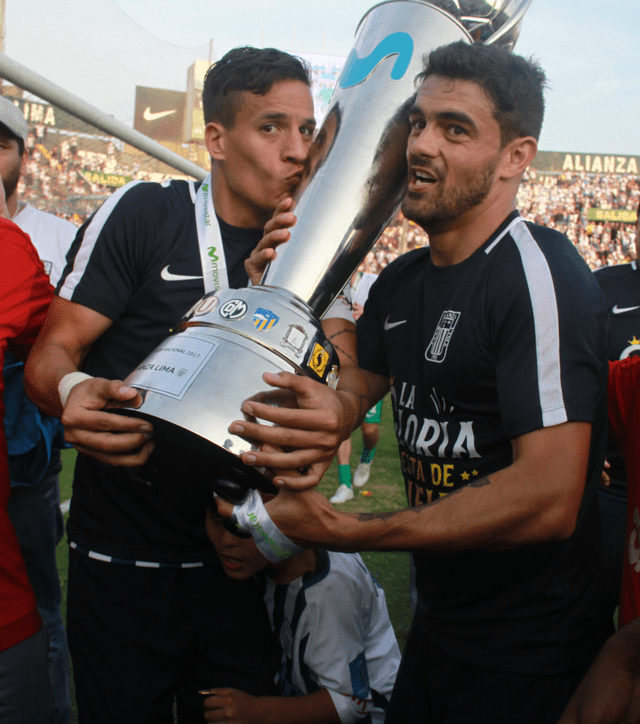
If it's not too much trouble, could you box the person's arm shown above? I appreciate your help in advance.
[24,296,154,466]
[203,687,340,724]
[557,617,640,724]
[235,419,591,551]
[229,367,389,489]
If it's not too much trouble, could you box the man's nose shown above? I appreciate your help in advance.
[284,130,310,164]
[410,123,439,158]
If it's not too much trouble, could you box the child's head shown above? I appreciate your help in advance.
[205,497,271,580]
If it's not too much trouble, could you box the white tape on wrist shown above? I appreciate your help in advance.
[58,372,94,408]
[232,489,306,563]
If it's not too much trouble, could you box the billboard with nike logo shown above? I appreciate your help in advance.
[134,86,186,142]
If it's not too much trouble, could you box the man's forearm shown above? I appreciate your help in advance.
[340,473,544,551]
[271,423,589,553]
[203,687,340,724]
[24,338,83,417]
[258,690,340,724]
[323,318,381,433]
[335,367,380,435]
[340,472,574,553]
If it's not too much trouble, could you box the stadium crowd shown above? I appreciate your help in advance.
[18,126,173,225]
[357,170,639,275]
[518,168,639,269]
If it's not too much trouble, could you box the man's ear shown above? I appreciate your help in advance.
[20,149,28,176]
[205,121,227,161]
[498,136,538,180]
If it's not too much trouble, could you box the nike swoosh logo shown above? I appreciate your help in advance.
[613,305,640,314]
[161,266,203,282]
[384,316,407,331]
[143,107,177,122]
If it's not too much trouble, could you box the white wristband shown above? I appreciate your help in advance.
[58,371,94,407]
[232,489,306,563]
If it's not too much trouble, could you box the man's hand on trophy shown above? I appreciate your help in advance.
[62,377,155,467]
[245,197,297,285]
[229,371,356,490]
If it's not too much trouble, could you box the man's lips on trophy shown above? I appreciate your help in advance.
[284,169,304,189]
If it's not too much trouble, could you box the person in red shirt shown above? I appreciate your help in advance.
[608,353,640,628]
[0,178,54,722]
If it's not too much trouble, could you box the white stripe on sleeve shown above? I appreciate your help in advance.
[510,220,567,427]
[59,180,145,299]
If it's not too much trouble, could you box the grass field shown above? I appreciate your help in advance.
[56,394,412,718]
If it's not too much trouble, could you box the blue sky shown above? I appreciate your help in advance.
[6,0,640,155]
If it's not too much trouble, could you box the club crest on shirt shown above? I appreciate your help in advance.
[425,311,461,363]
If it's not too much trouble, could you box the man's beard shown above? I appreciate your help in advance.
[401,157,497,232]
[2,162,21,203]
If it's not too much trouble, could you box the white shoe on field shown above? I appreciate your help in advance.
[353,461,373,487]
[330,483,354,504]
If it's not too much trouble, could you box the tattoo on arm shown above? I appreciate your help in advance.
[427,476,491,506]
[327,328,357,366]
[327,328,356,342]
[356,510,398,522]
[355,477,492,522]
[331,344,357,366]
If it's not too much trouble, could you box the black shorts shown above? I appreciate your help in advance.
[386,610,587,724]
[67,547,279,724]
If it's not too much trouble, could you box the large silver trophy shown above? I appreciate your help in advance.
[120,0,532,498]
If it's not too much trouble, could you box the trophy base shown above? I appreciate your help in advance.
[117,287,340,500]
[117,407,277,500]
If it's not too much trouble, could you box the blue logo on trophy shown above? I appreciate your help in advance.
[339,31,414,89]
[254,308,280,331]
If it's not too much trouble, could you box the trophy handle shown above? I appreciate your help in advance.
[483,0,534,50]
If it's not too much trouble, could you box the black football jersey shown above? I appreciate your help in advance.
[357,211,609,674]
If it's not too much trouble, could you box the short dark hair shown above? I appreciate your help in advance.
[418,41,546,145]
[0,121,25,156]
[202,46,312,128]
